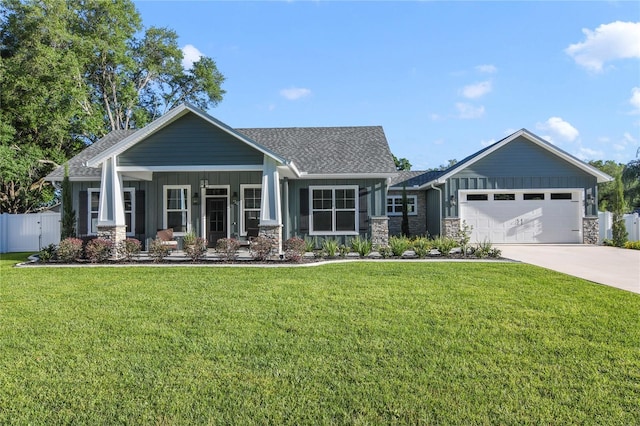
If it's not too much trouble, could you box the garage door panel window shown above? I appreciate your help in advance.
[310,186,358,235]
[524,193,545,200]
[551,193,572,200]
[494,193,515,201]
[467,194,488,201]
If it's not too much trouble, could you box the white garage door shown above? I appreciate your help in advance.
[459,190,582,243]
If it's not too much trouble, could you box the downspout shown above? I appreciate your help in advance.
[430,184,442,237]
[283,177,289,243]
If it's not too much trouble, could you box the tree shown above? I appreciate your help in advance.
[60,164,76,239]
[392,155,412,236]
[589,160,639,211]
[611,173,628,247]
[393,155,412,172]
[622,148,640,211]
[0,0,225,212]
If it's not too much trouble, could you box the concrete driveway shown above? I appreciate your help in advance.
[497,244,640,294]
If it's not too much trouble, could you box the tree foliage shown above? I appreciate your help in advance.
[0,0,225,213]
[589,160,639,212]
[393,155,412,171]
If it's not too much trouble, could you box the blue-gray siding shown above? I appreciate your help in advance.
[118,113,264,167]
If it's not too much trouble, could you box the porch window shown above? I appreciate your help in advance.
[163,185,190,235]
[387,195,417,216]
[87,188,135,235]
[310,186,358,235]
[241,185,261,235]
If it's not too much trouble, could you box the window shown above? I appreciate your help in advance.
[467,194,488,201]
[88,188,135,235]
[241,185,261,235]
[551,193,572,200]
[387,195,417,216]
[524,193,545,200]
[310,186,358,235]
[163,185,190,234]
[494,193,515,201]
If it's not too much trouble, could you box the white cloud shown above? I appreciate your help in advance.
[475,64,497,74]
[536,117,579,142]
[480,138,496,147]
[181,44,203,70]
[461,81,492,99]
[630,87,640,114]
[280,87,311,100]
[576,147,604,160]
[430,113,444,121]
[456,103,485,119]
[623,132,638,145]
[565,21,640,73]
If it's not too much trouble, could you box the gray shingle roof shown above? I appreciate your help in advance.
[47,129,137,180]
[47,122,396,180]
[237,126,396,175]
[389,170,444,188]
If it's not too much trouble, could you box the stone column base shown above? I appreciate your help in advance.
[370,216,389,246]
[259,224,283,257]
[583,217,599,244]
[97,224,126,260]
[443,218,461,239]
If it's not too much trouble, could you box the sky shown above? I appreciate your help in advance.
[134,1,640,171]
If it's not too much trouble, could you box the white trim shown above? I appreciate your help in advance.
[86,103,288,168]
[299,173,397,180]
[240,184,261,236]
[87,187,135,236]
[387,194,418,216]
[163,185,191,236]
[117,165,263,172]
[309,185,359,236]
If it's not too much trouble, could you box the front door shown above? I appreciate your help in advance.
[206,198,227,247]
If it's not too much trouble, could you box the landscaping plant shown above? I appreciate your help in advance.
[388,235,410,257]
[182,233,208,262]
[118,238,142,261]
[321,239,339,257]
[148,238,171,262]
[350,236,372,257]
[411,237,431,258]
[56,237,83,262]
[284,237,306,262]
[249,236,273,261]
[431,235,458,255]
[38,244,57,263]
[85,238,113,263]
[216,238,240,261]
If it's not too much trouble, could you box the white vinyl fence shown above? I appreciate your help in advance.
[0,212,61,253]
[599,212,640,243]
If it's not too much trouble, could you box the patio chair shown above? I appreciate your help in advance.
[246,219,260,241]
[156,228,179,251]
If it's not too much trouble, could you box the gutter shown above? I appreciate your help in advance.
[430,184,443,236]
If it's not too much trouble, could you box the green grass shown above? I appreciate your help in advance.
[1,252,639,424]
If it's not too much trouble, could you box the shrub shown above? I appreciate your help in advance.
[57,237,83,262]
[376,245,393,258]
[250,236,274,261]
[412,237,432,258]
[624,241,640,250]
[85,238,113,263]
[431,236,458,256]
[149,238,171,262]
[304,237,317,252]
[388,236,410,257]
[338,244,350,258]
[284,237,306,262]
[457,221,473,257]
[474,239,497,258]
[183,233,208,262]
[38,244,57,263]
[216,238,240,261]
[350,236,372,257]
[119,238,141,261]
[322,239,339,257]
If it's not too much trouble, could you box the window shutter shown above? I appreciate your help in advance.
[359,187,369,233]
[135,190,145,236]
[299,188,309,232]
[78,191,88,236]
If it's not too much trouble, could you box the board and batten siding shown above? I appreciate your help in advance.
[118,113,264,167]
[444,136,598,218]
[285,178,388,243]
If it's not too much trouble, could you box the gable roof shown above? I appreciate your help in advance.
[388,170,443,188]
[392,128,613,189]
[46,103,396,181]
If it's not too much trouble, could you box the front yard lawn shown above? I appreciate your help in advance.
[1,253,638,424]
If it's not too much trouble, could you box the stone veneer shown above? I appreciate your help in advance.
[582,217,599,245]
[259,224,282,257]
[97,225,126,260]
[370,216,389,247]
[442,218,461,239]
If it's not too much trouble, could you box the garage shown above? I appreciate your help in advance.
[459,189,583,243]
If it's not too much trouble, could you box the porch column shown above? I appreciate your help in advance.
[260,156,283,255]
[97,155,126,259]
